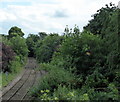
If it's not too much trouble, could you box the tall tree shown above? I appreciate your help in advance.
[26,34,40,57]
[38,32,47,40]
[84,3,117,38]
[8,26,24,38]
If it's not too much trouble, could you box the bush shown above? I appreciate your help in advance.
[1,42,16,72]
[10,35,29,62]
[1,56,23,87]
[30,64,75,97]
[35,34,63,63]
[88,83,119,101]
[52,85,89,100]
[56,32,106,75]
[9,56,22,73]
[26,34,41,57]
[84,69,108,88]
[37,85,89,101]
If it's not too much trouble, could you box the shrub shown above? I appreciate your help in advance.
[88,83,119,101]
[26,34,41,57]
[9,56,22,73]
[30,64,75,97]
[57,32,106,75]
[84,69,108,88]
[37,85,89,101]
[1,42,16,72]
[35,34,63,63]
[52,85,89,100]
[10,35,29,63]
[1,56,23,87]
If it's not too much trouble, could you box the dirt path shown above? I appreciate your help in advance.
[1,57,46,102]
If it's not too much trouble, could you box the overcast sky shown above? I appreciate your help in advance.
[0,0,118,37]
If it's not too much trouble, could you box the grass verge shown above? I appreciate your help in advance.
[0,56,25,88]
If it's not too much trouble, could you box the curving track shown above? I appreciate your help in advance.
[1,58,46,102]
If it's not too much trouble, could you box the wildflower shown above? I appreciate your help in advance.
[54,97,58,100]
[82,93,89,100]
[43,93,47,96]
[86,52,91,56]
[41,90,44,93]
[45,89,50,93]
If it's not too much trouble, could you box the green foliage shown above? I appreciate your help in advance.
[1,42,16,72]
[84,4,120,84]
[1,72,16,87]
[8,26,24,38]
[38,32,47,40]
[88,83,119,101]
[1,56,23,87]
[36,85,89,101]
[52,85,89,100]
[9,56,22,73]
[35,34,63,63]
[39,66,74,90]
[84,3,117,37]
[30,64,75,97]
[105,10,120,74]
[26,34,40,57]
[84,69,108,88]
[1,35,11,46]
[31,85,90,101]
[59,32,106,75]
[3,2,118,101]
[10,35,29,62]
[64,24,80,36]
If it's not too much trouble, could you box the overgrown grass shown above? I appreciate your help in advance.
[30,63,75,98]
[0,56,24,88]
[30,62,120,101]
[1,73,16,87]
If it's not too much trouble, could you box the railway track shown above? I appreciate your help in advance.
[1,58,45,102]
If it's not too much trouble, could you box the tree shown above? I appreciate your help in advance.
[26,34,40,57]
[73,24,80,34]
[84,3,120,85]
[38,32,47,40]
[64,25,80,37]
[1,42,16,72]
[59,32,105,75]
[35,34,63,63]
[8,26,24,38]
[64,25,69,35]
[84,3,117,38]
[10,36,28,62]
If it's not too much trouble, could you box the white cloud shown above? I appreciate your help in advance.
[0,0,118,37]
[0,9,17,22]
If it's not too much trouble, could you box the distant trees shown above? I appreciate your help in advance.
[26,34,40,57]
[26,32,47,57]
[64,24,80,36]
[8,26,24,38]
[10,36,28,63]
[38,32,47,40]
[35,34,63,63]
